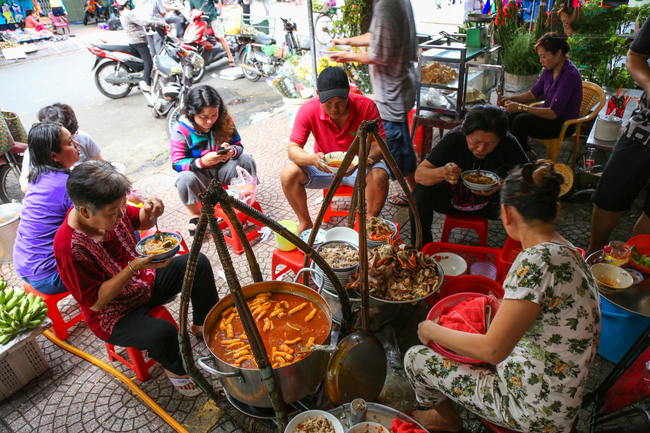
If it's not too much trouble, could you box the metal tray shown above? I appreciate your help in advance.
[330,402,426,432]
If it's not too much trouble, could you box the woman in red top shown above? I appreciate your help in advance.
[54,161,219,396]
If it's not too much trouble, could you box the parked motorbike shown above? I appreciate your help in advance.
[142,28,204,137]
[87,42,145,99]
[83,0,109,25]
[182,9,237,82]
[237,17,306,82]
[0,142,26,204]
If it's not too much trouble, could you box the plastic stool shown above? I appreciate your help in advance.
[440,214,489,246]
[198,200,265,255]
[271,248,306,280]
[104,305,178,382]
[323,185,354,222]
[23,283,83,341]
[138,229,189,255]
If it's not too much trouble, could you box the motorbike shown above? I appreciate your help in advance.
[87,42,145,99]
[142,28,204,137]
[0,142,26,204]
[182,9,237,82]
[236,17,306,82]
[83,0,109,25]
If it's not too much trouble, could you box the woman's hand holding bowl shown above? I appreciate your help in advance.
[472,180,502,196]
[443,162,461,184]
[131,255,172,270]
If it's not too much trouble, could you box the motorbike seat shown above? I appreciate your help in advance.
[254,34,275,45]
[92,43,141,57]
[155,53,180,76]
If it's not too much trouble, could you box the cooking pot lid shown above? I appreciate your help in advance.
[324,331,387,406]
[597,114,623,123]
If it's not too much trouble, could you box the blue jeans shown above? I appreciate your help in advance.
[383,120,417,179]
[23,272,68,295]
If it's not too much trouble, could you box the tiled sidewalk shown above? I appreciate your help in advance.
[0,109,645,432]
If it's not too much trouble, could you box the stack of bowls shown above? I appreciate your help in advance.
[366,219,398,250]
[312,240,359,292]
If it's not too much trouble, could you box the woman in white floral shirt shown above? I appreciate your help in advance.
[404,161,601,433]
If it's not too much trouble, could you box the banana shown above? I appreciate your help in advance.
[3,288,14,305]
[13,289,25,303]
[20,310,34,326]
[27,319,43,329]
[0,279,7,291]
[25,292,35,305]
[5,296,20,311]
[10,320,21,330]
[34,312,47,323]
[27,298,43,316]
[0,289,5,305]
[1,310,13,324]
[0,333,13,345]
[0,326,13,335]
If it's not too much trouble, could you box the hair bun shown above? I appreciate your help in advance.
[522,160,563,200]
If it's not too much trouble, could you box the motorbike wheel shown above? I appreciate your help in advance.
[94,61,133,99]
[315,13,335,46]
[0,159,24,204]
[240,50,260,82]
[83,11,89,26]
[166,104,181,138]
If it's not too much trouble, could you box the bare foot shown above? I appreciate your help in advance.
[190,324,203,336]
[412,401,463,432]
[297,221,313,234]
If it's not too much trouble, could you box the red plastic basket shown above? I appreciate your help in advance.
[426,292,499,364]
[423,242,507,282]
[500,237,586,275]
[627,235,650,274]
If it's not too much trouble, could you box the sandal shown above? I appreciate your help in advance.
[188,217,199,237]
[167,375,202,397]
[388,193,409,207]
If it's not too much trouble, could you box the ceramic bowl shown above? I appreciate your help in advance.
[461,170,499,191]
[591,263,634,295]
[284,410,344,433]
[432,253,468,277]
[347,421,390,433]
[323,152,359,175]
[324,227,359,247]
[136,232,182,262]
[299,228,327,248]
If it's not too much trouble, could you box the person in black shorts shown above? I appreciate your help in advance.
[588,16,650,255]
[409,105,529,247]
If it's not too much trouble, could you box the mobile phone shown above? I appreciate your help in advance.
[217,148,229,155]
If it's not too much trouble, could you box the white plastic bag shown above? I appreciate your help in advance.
[230,166,257,206]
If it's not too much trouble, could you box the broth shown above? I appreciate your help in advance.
[208,292,330,370]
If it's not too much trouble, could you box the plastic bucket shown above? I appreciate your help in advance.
[598,295,650,363]
[284,97,308,129]
[275,220,298,251]
[0,202,22,263]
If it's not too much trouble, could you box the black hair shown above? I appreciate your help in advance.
[500,160,564,223]
[558,6,580,34]
[535,32,571,56]
[26,9,34,16]
[27,122,70,184]
[67,161,132,214]
[37,103,79,136]
[461,105,509,139]
[182,85,234,144]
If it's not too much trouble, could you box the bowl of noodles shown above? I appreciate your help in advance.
[136,232,182,262]
[461,170,499,191]
[322,152,359,175]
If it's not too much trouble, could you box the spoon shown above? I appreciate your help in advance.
[153,215,164,242]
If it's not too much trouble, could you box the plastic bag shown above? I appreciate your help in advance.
[223,12,242,35]
[230,166,257,206]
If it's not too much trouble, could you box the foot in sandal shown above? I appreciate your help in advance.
[166,371,202,397]
[388,193,409,206]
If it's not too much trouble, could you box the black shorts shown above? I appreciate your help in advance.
[592,133,650,215]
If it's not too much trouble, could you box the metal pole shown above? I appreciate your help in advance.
[307,0,318,89]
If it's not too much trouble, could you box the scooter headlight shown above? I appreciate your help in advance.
[190,52,204,70]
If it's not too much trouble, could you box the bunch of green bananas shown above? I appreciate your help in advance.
[0,280,48,345]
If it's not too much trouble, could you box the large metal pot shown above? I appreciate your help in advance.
[197,281,332,408]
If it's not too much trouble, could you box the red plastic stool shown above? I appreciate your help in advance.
[23,283,83,341]
[198,200,265,255]
[138,229,190,255]
[440,214,489,246]
[271,248,306,280]
[104,305,179,382]
[323,185,355,222]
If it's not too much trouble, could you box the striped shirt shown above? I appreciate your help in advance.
[368,0,418,122]
[170,116,244,172]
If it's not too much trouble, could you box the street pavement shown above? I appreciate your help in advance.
[0,2,647,432]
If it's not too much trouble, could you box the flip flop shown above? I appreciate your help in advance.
[388,193,409,206]
[167,375,202,397]
[188,217,199,237]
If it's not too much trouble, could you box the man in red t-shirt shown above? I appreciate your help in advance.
[281,66,389,233]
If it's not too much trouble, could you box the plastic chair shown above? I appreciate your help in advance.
[530,81,606,167]
[48,12,70,35]
[104,306,179,382]
[23,283,83,341]
[323,185,354,222]
[271,248,305,280]
[440,214,489,246]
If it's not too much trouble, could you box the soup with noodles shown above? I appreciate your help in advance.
[464,173,495,185]
[139,235,179,255]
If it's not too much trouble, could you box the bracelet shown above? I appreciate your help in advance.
[127,261,138,275]
[518,104,523,112]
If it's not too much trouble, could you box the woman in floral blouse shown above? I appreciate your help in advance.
[404,161,601,433]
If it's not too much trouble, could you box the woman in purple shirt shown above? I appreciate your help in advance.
[501,33,583,160]
[13,122,80,294]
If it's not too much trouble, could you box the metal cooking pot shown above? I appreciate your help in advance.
[197,281,332,408]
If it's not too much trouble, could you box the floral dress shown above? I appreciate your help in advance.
[404,242,601,433]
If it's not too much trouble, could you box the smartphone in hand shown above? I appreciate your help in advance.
[217,148,229,155]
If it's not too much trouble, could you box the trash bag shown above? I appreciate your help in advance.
[230,166,257,206]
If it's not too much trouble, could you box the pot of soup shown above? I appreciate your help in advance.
[197,281,332,408]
